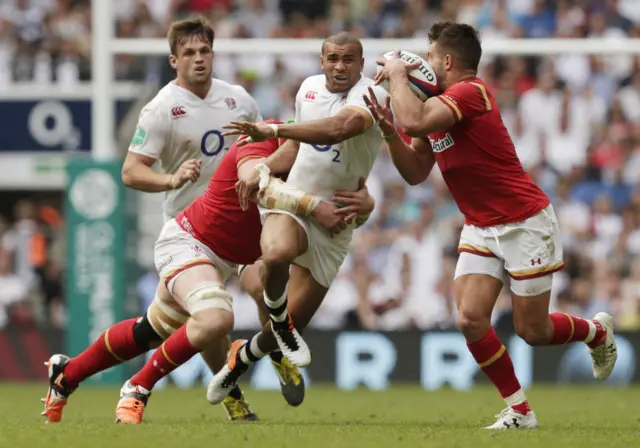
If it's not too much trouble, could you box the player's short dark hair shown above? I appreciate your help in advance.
[428,21,482,72]
[322,32,363,57]
[167,16,215,56]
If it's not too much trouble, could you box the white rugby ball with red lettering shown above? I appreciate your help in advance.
[376,50,439,101]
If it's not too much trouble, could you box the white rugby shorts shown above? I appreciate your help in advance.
[154,219,237,293]
[454,204,564,296]
[258,206,352,288]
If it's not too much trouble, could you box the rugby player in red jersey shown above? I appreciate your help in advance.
[108,122,373,424]
[372,21,617,429]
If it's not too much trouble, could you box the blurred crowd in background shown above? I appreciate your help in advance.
[1,0,640,333]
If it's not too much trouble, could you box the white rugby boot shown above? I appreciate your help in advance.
[589,312,618,380]
[271,314,311,367]
[485,407,539,430]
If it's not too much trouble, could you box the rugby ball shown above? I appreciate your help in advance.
[376,50,439,101]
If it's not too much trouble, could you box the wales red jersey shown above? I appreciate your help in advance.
[177,138,280,265]
[424,78,549,227]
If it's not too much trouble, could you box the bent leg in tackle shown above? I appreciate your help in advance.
[238,261,305,407]
[258,212,311,366]
[150,282,257,421]
[208,263,328,405]
[116,264,235,424]
[41,285,169,423]
[115,218,240,424]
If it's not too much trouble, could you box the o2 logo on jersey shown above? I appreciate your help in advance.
[312,144,341,163]
[200,130,225,156]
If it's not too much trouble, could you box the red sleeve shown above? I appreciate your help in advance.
[235,138,279,166]
[437,81,492,122]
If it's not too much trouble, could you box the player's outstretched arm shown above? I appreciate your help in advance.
[223,107,373,146]
[273,106,373,145]
[363,88,435,185]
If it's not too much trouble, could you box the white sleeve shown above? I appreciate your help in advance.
[127,106,168,160]
[294,85,304,123]
[345,84,388,121]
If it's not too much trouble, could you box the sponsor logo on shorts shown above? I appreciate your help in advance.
[158,256,173,271]
[531,258,542,266]
[428,133,455,153]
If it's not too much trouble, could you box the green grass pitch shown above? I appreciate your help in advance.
[1,384,639,448]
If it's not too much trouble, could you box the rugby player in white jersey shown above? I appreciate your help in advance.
[206,32,388,402]
[40,17,302,424]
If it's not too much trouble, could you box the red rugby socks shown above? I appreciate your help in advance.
[65,318,145,387]
[130,325,200,390]
[548,313,606,348]
[466,328,531,414]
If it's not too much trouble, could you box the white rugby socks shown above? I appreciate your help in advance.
[264,291,288,323]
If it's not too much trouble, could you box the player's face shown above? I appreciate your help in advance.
[427,42,448,93]
[171,36,213,86]
[321,43,364,93]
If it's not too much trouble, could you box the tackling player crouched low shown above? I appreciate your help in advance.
[373,21,617,429]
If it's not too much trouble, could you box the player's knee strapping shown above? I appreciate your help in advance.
[184,282,232,314]
[146,298,189,340]
[264,290,288,322]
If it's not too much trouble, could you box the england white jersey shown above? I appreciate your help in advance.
[286,74,388,201]
[128,78,261,220]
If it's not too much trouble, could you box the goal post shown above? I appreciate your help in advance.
[110,36,640,56]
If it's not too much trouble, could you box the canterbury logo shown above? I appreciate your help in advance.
[304,91,316,101]
[172,106,186,118]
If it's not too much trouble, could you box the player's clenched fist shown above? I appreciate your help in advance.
[169,158,202,189]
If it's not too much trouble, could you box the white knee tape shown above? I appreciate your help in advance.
[510,275,553,297]
[184,282,233,314]
[147,299,188,339]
